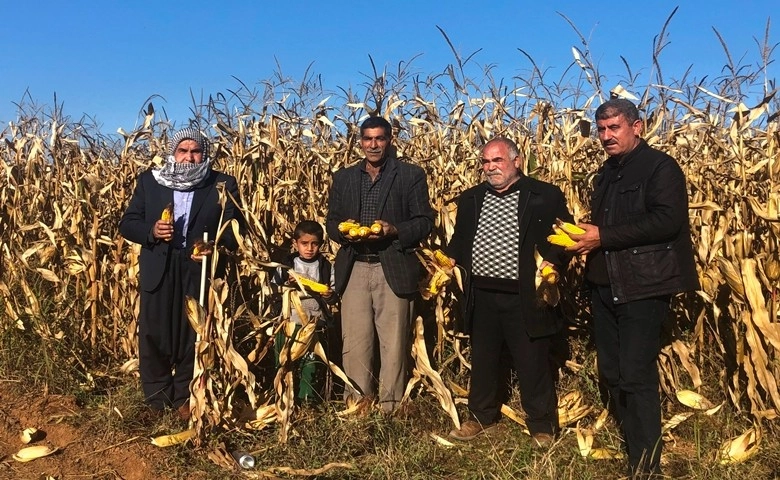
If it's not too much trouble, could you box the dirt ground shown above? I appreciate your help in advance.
[0,381,176,480]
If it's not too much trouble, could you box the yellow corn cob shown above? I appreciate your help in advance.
[433,249,452,268]
[556,219,585,235]
[358,226,371,237]
[370,222,383,234]
[427,270,450,295]
[191,239,210,257]
[547,234,576,247]
[12,445,59,462]
[348,227,359,237]
[160,203,173,224]
[339,221,360,233]
[151,428,197,447]
[290,273,329,293]
[541,265,558,283]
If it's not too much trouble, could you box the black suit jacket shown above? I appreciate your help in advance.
[326,155,434,296]
[119,169,243,292]
[445,176,573,337]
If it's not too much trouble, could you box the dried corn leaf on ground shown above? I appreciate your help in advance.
[1,51,780,477]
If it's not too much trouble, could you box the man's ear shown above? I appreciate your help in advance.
[632,119,643,136]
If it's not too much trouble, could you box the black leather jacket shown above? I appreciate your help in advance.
[586,140,700,303]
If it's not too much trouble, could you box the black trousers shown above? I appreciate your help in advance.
[468,289,558,435]
[592,285,669,474]
[138,250,200,410]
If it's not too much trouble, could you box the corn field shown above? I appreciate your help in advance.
[1,26,779,468]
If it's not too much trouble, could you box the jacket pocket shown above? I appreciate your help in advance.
[625,243,680,288]
[616,182,645,215]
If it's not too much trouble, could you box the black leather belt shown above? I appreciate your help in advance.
[354,253,380,263]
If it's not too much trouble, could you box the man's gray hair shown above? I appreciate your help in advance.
[484,136,520,159]
[595,99,640,124]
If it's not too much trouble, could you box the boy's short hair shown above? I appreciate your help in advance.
[293,220,324,241]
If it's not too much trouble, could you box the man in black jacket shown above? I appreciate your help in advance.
[567,99,699,476]
[445,137,573,447]
[120,127,243,420]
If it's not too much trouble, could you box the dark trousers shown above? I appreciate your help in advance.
[138,250,199,410]
[468,289,558,435]
[592,285,669,474]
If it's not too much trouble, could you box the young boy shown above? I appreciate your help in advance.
[272,220,337,405]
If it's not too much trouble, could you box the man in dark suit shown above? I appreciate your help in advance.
[445,137,572,447]
[119,127,242,420]
[326,116,434,413]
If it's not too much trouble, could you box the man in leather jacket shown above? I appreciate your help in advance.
[567,99,699,476]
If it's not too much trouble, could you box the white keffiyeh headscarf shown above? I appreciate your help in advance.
[152,127,212,191]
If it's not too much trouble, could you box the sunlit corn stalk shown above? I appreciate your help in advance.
[0,60,779,441]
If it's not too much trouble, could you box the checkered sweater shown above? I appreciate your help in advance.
[472,189,520,281]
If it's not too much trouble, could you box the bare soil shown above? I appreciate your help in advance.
[0,381,176,480]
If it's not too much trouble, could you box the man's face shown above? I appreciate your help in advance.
[596,113,642,157]
[174,139,204,164]
[294,233,322,261]
[481,142,521,192]
[360,127,390,163]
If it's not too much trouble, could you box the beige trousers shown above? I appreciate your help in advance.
[341,261,413,412]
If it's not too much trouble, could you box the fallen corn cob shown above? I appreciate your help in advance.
[151,428,196,447]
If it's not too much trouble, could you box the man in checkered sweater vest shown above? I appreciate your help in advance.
[445,137,574,447]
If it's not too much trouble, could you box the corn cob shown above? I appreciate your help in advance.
[151,428,196,447]
[555,218,585,235]
[433,249,453,268]
[160,203,173,223]
[370,222,383,234]
[338,221,360,233]
[191,239,210,257]
[547,234,576,247]
[540,265,558,283]
[348,227,359,237]
[12,445,58,462]
[427,270,451,296]
[358,226,371,237]
[289,273,329,293]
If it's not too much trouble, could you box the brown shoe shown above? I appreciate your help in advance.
[177,403,191,421]
[532,432,555,449]
[448,420,499,441]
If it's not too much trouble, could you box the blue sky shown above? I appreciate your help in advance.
[2,1,776,133]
